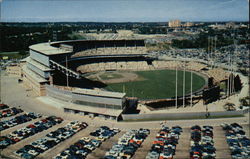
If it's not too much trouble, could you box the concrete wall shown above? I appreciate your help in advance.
[122,108,249,120]
[45,85,123,109]
[22,71,47,96]
[27,63,50,79]
[30,50,50,67]
[72,93,123,107]
[46,85,72,102]
[6,65,21,76]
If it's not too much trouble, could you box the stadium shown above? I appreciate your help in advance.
[21,39,241,121]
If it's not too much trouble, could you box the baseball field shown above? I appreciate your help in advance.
[104,70,206,99]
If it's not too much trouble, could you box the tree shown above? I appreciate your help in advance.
[234,75,242,92]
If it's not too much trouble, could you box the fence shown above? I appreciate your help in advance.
[122,107,249,121]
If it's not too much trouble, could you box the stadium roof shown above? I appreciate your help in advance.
[73,88,126,99]
[29,39,145,56]
[29,42,71,56]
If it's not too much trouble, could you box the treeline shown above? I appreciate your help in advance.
[0,25,73,52]
[0,23,132,52]
[138,27,168,34]
[172,27,249,49]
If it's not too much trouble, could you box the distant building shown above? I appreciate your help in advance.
[168,20,181,27]
[184,22,194,27]
[226,22,235,28]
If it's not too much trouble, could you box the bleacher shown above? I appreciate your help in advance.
[71,46,148,58]
[202,68,229,82]
[76,61,150,73]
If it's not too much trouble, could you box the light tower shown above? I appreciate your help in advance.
[183,53,186,108]
[190,55,193,107]
[175,50,178,108]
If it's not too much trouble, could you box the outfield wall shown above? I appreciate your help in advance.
[122,108,249,121]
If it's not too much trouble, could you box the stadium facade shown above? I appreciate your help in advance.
[22,39,148,120]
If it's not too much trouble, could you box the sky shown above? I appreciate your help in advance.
[1,0,249,22]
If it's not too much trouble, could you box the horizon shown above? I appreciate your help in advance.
[1,20,249,23]
[1,0,249,23]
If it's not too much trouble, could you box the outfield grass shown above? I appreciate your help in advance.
[105,70,206,99]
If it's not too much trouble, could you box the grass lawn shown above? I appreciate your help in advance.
[0,51,28,59]
[105,70,206,99]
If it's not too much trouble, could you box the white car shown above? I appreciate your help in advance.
[81,137,91,142]
[164,144,176,150]
[146,151,159,159]
[118,139,129,145]
[106,150,120,157]
[38,144,49,151]
[76,150,88,157]
[190,141,201,147]
[112,128,120,133]
[84,144,95,151]
[96,136,105,142]
[160,152,173,159]
[202,152,216,158]
[28,150,39,156]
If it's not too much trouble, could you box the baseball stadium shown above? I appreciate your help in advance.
[19,39,242,121]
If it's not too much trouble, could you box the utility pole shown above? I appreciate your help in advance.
[211,37,213,68]
[207,37,210,67]
[0,68,2,103]
[227,52,231,97]
[66,56,69,87]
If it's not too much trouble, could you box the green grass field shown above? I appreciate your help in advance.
[105,70,206,99]
[0,51,28,59]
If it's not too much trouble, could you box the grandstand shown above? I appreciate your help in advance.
[72,46,148,57]
[76,61,150,73]
[202,68,230,83]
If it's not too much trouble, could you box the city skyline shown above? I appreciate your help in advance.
[1,0,249,22]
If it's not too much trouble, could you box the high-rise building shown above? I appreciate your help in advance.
[168,20,181,27]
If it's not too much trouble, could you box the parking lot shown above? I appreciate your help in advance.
[1,114,249,159]
[0,77,249,159]
[87,131,125,159]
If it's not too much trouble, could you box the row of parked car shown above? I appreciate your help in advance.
[104,128,150,159]
[190,125,216,159]
[0,104,9,110]
[90,126,120,141]
[15,121,87,159]
[0,116,63,149]
[146,125,182,159]
[0,107,23,118]
[0,112,42,131]
[54,126,119,159]
[221,123,250,159]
